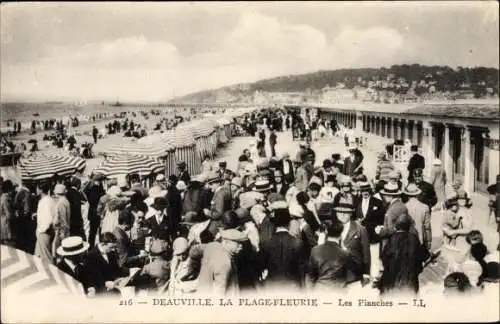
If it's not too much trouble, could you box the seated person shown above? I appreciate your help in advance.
[112,210,148,268]
[82,232,129,295]
[135,239,171,292]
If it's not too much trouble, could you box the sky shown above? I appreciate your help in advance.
[1,2,498,102]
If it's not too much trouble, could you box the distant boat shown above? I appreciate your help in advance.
[111,101,123,107]
[32,113,40,117]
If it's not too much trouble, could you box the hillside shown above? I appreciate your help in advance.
[168,65,499,104]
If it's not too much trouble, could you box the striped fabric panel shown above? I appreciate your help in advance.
[1,245,85,297]
[18,153,87,181]
[107,142,170,158]
[94,154,164,177]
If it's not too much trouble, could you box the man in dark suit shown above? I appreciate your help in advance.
[166,175,182,240]
[177,161,191,184]
[279,152,295,185]
[343,145,364,177]
[205,172,232,224]
[269,129,278,157]
[82,232,129,295]
[413,168,438,210]
[145,197,170,241]
[272,170,289,196]
[56,236,90,292]
[65,177,86,240]
[113,209,147,268]
[306,221,358,291]
[355,182,385,280]
[261,202,303,290]
[334,203,371,282]
[407,145,425,181]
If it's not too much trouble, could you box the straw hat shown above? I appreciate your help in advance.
[404,183,422,197]
[253,179,272,192]
[56,236,89,256]
[380,182,402,196]
[333,202,355,213]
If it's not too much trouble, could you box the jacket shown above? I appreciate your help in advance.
[197,241,239,295]
[417,181,438,209]
[280,159,295,184]
[82,247,128,293]
[405,198,432,251]
[306,241,358,291]
[210,185,232,221]
[341,221,371,277]
[356,196,386,244]
[144,214,170,240]
[261,230,303,289]
[112,226,144,268]
[66,187,85,238]
[407,154,425,174]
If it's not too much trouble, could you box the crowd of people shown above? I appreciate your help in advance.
[0,108,498,299]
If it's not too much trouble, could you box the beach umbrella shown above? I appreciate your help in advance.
[1,245,85,297]
[93,154,164,177]
[18,153,86,181]
[107,140,172,159]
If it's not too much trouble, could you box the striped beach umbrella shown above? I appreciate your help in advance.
[106,141,172,159]
[18,153,86,181]
[93,154,164,177]
[1,245,85,297]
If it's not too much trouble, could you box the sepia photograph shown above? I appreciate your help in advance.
[1,1,499,323]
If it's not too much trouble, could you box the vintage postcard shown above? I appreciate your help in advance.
[1,1,499,323]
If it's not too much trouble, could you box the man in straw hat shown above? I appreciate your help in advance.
[375,182,412,250]
[197,228,248,295]
[355,181,385,281]
[334,202,371,284]
[261,201,303,290]
[205,172,232,223]
[404,183,432,254]
[56,236,90,288]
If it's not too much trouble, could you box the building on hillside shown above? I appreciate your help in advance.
[293,102,500,195]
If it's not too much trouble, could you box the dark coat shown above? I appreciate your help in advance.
[82,247,128,293]
[416,181,438,209]
[182,183,206,216]
[306,241,357,290]
[66,187,85,238]
[112,227,144,268]
[343,154,363,177]
[178,170,191,184]
[144,215,170,240]
[279,159,295,184]
[273,183,289,197]
[258,215,276,249]
[356,196,386,244]
[261,231,303,288]
[379,231,426,295]
[342,221,371,277]
[269,132,277,146]
[407,154,425,175]
[210,185,232,221]
[166,187,182,234]
[56,259,89,288]
[84,184,105,217]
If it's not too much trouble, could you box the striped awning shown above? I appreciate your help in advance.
[177,121,214,139]
[93,154,164,177]
[164,128,195,148]
[18,153,86,181]
[107,140,172,158]
[137,135,175,152]
[1,245,85,297]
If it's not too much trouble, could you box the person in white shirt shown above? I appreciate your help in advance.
[318,175,340,204]
[35,182,57,264]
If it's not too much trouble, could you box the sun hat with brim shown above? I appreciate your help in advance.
[56,236,90,256]
[53,184,67,195]
[155,174,166,182]
[172,237,189,256]
[220,229,248,242]
[253,179,272,192]
[432,159,442,166]
[380,183,402,196]
[333,203,355,213]
[149,240,168,257]
[206,172,223,184]
[107,185,123,198]
[404,183,422,196]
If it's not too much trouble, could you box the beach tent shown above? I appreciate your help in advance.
[93,154,164,178]
[164,128,200,176]
[137,135,176,177]
[106,140,172,159]
[1,245,85,297]
[18,153,86,181]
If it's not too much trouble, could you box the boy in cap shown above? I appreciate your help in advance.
[197,229,248,295]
